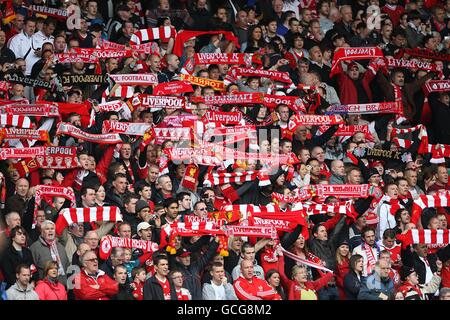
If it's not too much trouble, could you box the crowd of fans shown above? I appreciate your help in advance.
[0,0,449,301]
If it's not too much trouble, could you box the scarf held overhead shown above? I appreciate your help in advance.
[56,122,123,144]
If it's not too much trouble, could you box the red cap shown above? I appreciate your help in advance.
[348,61,359,70]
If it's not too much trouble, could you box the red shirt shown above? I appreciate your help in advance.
[157,277,171,300]
[131,281,144,300]
[176,288,191,300]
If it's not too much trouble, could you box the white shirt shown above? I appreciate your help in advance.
[211,282,226,300]
[32,30,54,50]
[8,31,40,75]
[419,256,433,284]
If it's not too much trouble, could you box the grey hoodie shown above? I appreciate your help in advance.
[6,282,39,300]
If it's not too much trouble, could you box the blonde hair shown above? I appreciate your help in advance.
[43,260,58,277]
[335,244,351,265]
[291,264,307,279]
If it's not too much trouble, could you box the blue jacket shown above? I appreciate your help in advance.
[358,272,394,300]
[343,271,365,300]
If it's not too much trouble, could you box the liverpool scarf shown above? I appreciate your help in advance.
[153,81,194,96]
[55,52,98,64]
[263,94,306,112]
[227,66,292,84]
[385,57,441,73]
[56,122,123,144]
[0,104,60,118]
[60,74,106,86]
[0,147,45,159]
[191,92,264,105]
[102,121,151,136]
[194,53,261,66]
[315,184,370,198]
[137,94,186,109]
[288,114,344,131]
[404,48,450,62]
[55,206,123,235]
[129,26,176,44]
[99,235,159,260]
[109,74,158,86]
[397,229,450,249]
[73,47,132,59]
[352,146,407,162]
[330,47,384,77]
[423,80,450,94]
[201,110,243,125]
[29,5,68,19]
[34,146,78,169]
[5,73,57,91]
[0,128,48,142]
[33,185,76,228]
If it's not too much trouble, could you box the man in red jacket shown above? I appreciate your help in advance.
[73,250,118,300]
[233,259,281,300]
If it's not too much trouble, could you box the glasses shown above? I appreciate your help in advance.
[198,207,207,211]
[85,258,98,262]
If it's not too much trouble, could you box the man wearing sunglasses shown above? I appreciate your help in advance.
[73,250,118,300]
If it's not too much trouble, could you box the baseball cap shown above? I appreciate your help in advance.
[348,61,359,70]
[137,222,152,233]
[176,247,191,257]
[117,4,131,11]
[135,200,150,213]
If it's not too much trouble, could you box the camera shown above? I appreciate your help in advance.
[5,63,16,70]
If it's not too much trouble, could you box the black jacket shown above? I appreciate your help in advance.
[170,240,219,300]
[308,215,347,272]
[143,275,178,300]
[0,243,38,288]
[401,246,438,285]
[343,271,365,300]
[112,283,135,300]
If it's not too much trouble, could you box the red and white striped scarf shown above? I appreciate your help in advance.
[103,85,134,100]
[280,247,333,273]
[0,114,31,128]
[411,191,450,226]
[34,185,76,228]
[262,94,306,113]
[56,122,123,144]
[0,104,60,118]
[364,242,378,275]
[397,229,450,249]
[204,170,270,187]
[55,206,123,235]
[130,26,176,45]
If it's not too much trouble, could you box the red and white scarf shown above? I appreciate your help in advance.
[397,229,450,249]
[411,192,450,226]
[30,4,68,19]
[0,104,60,118]
[136,94,186,110]
[194,53,259,66]
[226,66,293,84]
[288,114,344,131]
[99,235,159,260]
[191,92,264,105]
[55,206,123,235]
[0,114,31,128]
[56,122,123,144]
[281,247,333,273]
[34,185,76,228]
[73,47,131,59]
[0,147,45,159]
[153,81,194,96]
[314,184,370,198]
[263,94,306,113]
[34,146,78,169]
[109,74,158,86]
[204,170,270,187]
[55,52,98,64]
[98,39,160,55]
[129,26,176,45]
[423,80,450,94]
[97,100,126,112]
[102,121,151,136]
[386,57,441,73]
[364,242,378,275]
[404,48,450,62]
[0,128,48,141]
[330,47,384,77]
[104,85,135,99]
[179,73,225,91]
[327,101,403,115]
[201,110,243,125]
